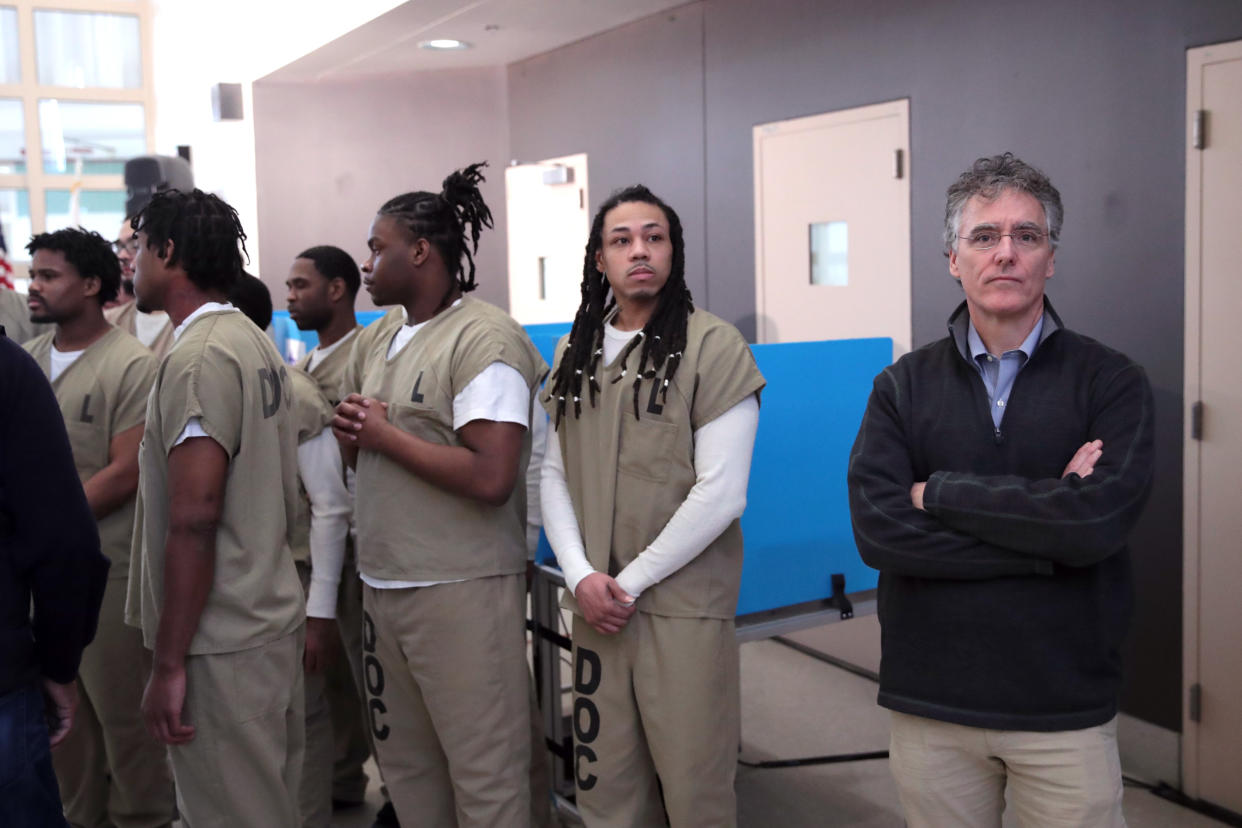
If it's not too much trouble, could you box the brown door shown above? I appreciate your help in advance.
[1183,39,1242,814]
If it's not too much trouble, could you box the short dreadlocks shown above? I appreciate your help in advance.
[132,188,248,295]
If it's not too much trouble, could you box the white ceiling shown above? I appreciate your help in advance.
[262,0,693,83]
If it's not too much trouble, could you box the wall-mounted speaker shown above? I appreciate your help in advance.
[212,83,244,121]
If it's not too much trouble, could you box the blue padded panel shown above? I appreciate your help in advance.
[525,322,573,566]
[523,322,573,372]
[736,338,890,614]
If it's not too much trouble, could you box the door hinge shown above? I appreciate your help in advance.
[894,148,905,179]
[1193,110,1207,150]
[1189,682,1202,723]
[1191,401,1204,440]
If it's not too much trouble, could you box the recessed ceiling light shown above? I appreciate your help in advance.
[419,39,472,51]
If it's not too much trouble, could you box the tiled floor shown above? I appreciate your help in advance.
[329,637,1230,827]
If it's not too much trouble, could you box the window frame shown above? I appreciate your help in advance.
[0,0,153,279]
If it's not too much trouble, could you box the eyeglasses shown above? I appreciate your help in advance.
[112,238,139,254]
[958,229,1048,251]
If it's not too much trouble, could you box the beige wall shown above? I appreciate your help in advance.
[252,68,511,311]
[152,0,405,278]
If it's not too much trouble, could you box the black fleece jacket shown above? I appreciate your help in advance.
[848,300,1154,731]
[0,331,108,696]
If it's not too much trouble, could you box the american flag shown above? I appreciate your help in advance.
[0,223,14,290]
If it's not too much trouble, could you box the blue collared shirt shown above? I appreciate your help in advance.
[967,314,1045,429]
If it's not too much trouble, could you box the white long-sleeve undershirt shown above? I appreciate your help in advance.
[540,393,759,600]
[298,427,353,618]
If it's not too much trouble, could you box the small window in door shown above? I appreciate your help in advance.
[809,221,848,286]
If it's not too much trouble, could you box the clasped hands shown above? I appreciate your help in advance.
[576,572,637,636]
[333,393,391,451]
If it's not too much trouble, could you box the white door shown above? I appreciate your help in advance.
[1183,39,1242,816]
[505,153,589,325]
[754,100,911,356]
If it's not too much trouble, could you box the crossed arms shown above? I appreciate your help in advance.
[848,357,1155,580]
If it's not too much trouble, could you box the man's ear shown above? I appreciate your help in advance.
[157,238,173,262]
[408,238,431,268]
[328,277,346,303]
[82,274,102,298]
[948,247,961,281]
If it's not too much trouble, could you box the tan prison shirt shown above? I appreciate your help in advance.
[24,326,156,579]
[340,308,404,401]
[288,365,335,564]
[105,300,175,361]
[297,324,363,406]
[127,308,304,654]
[543,308,765,620]
[344,296,546,582]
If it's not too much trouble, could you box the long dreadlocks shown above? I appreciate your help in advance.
[378,161,493,311]
[548,185,694,427]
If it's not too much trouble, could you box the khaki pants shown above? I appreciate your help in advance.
[363,576,531,828]
[888,711,1126,828]
[297,561,334,828]
[570,612,739,828]
[171,629,306,828]
[329,553,376,804]
[54,576,176,828]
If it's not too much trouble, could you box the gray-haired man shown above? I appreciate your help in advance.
[848,153,1154,827]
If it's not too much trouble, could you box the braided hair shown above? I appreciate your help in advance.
[377,161,493,311]
[547,185,694,427]
[133,188,248,295]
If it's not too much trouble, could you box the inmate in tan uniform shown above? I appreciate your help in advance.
[126,307,306,828]
[25,326,175,828]
[298,324,361,405]
[543,308,765,828]
[344,296,545,827]
[298,325,374,804]
[105,299,175,361]
[285,365,339,828]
